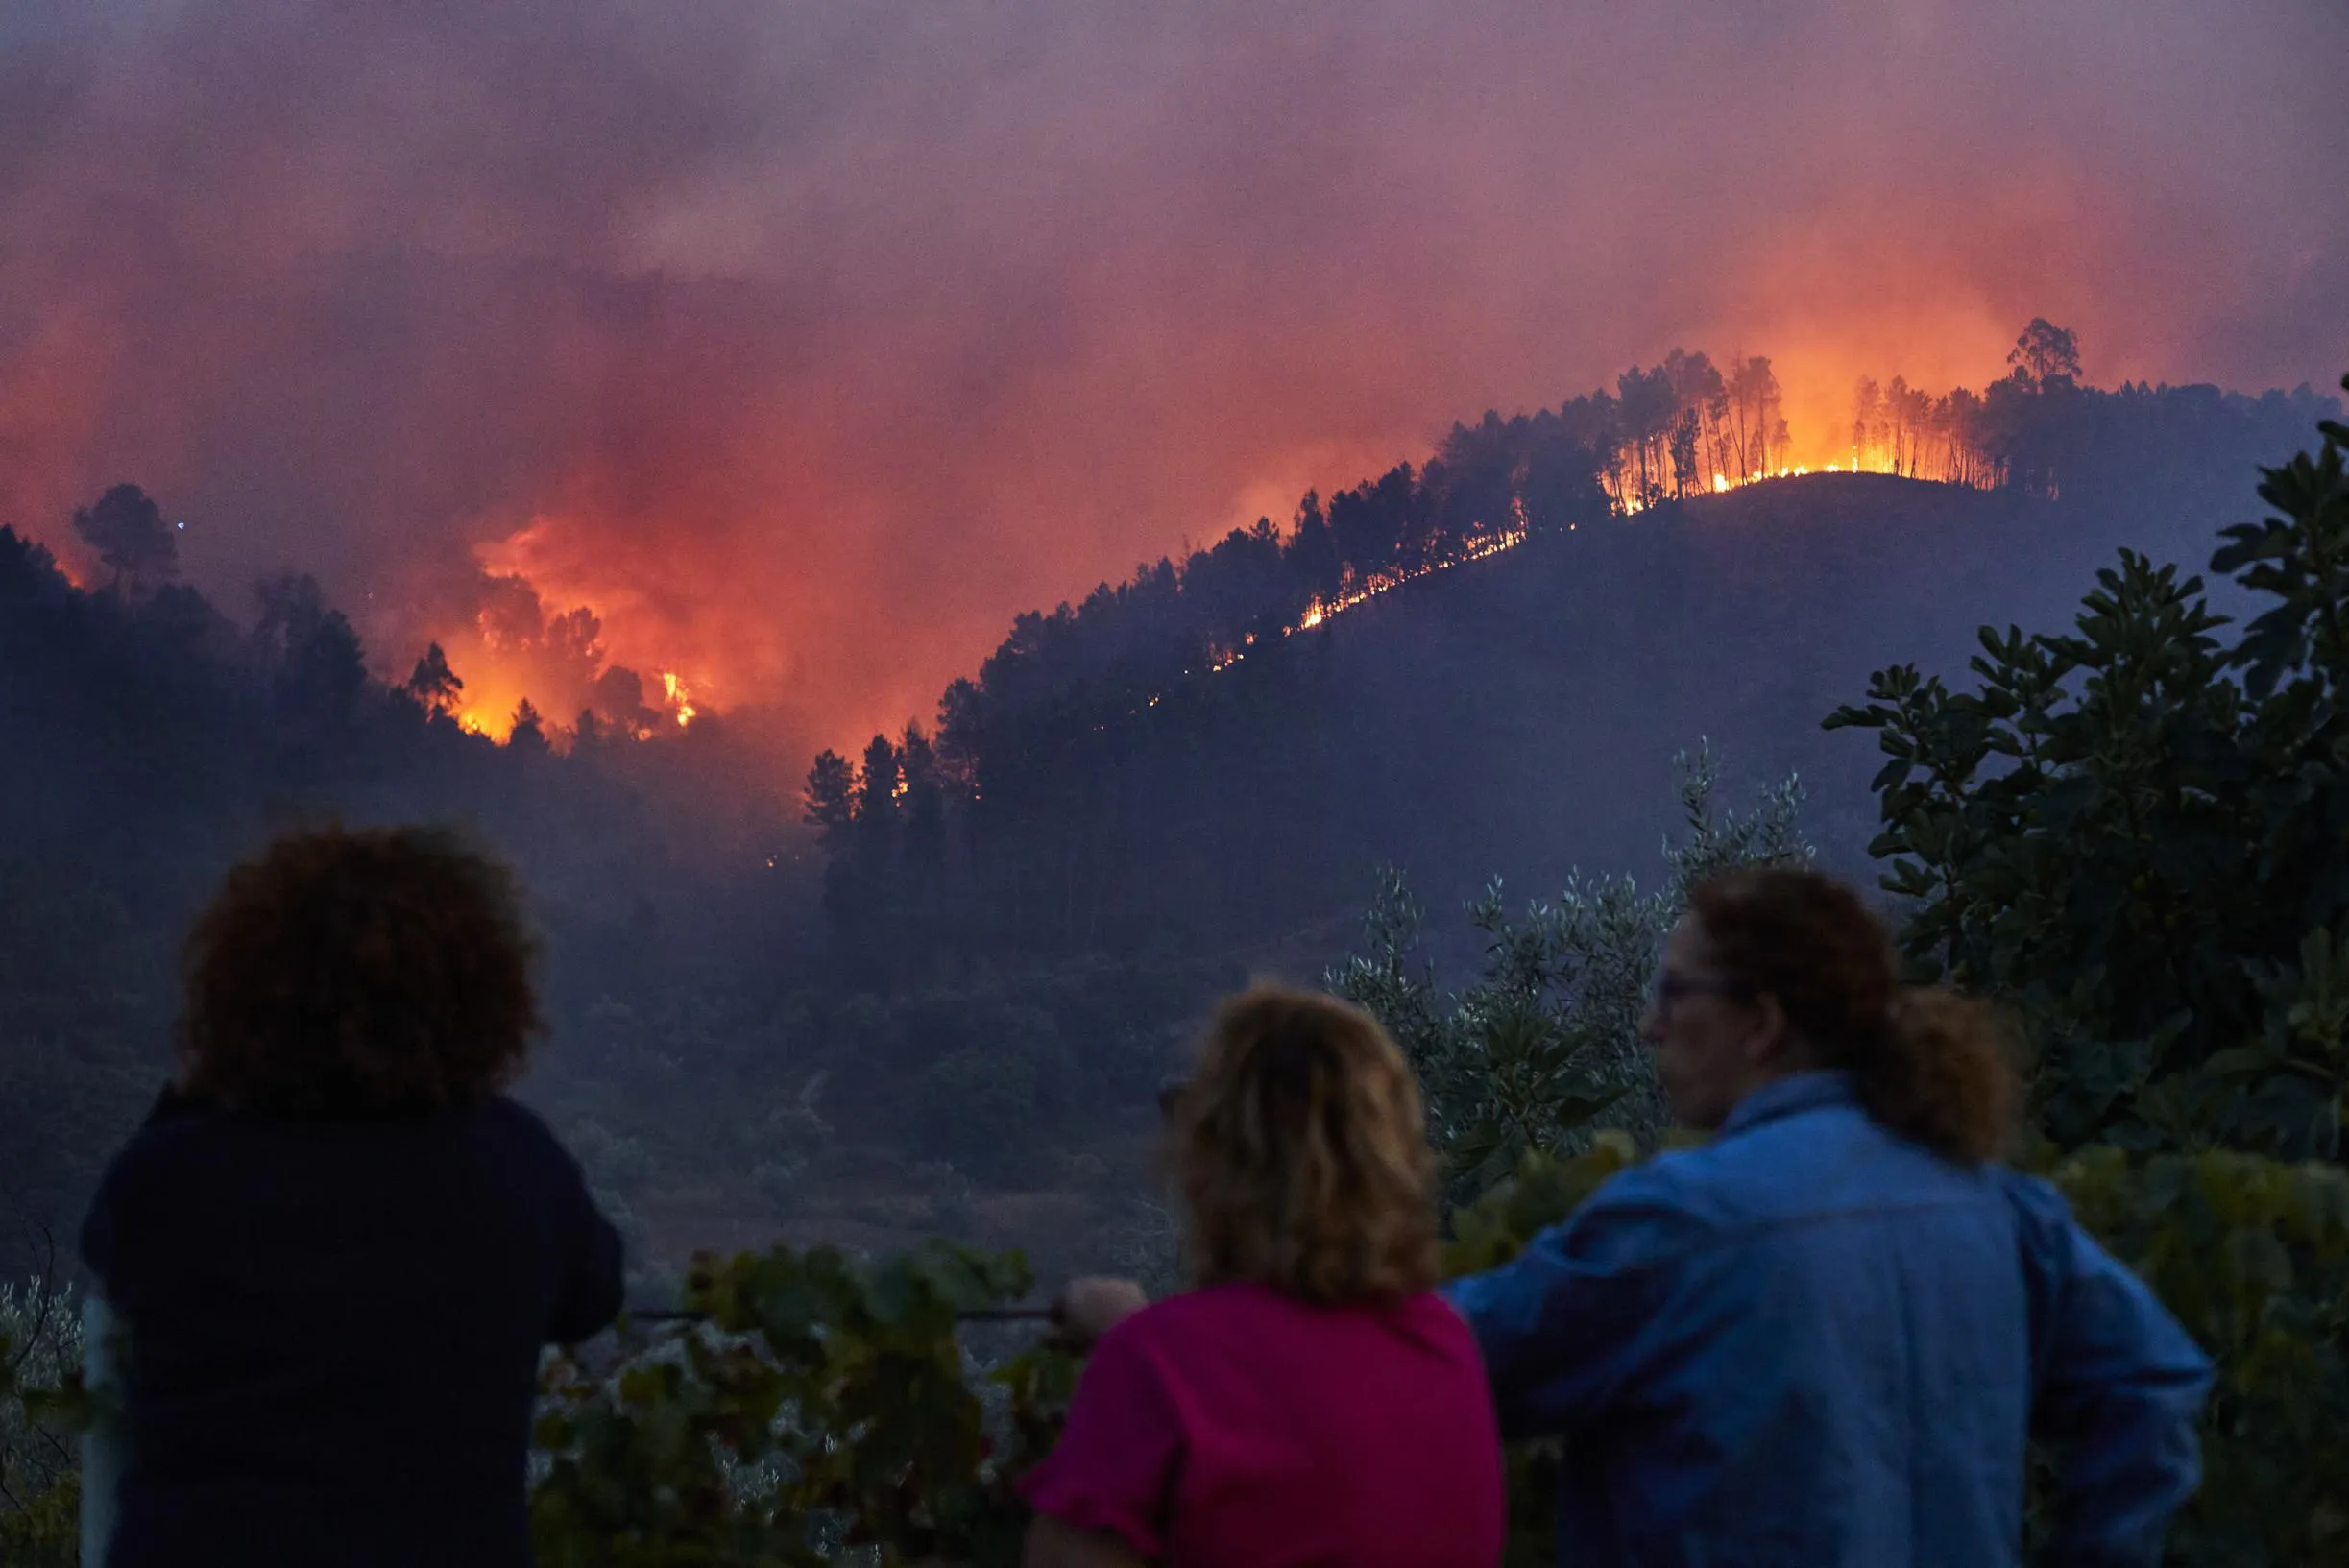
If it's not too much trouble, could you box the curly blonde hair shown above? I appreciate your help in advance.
[1171,984,1441,1304]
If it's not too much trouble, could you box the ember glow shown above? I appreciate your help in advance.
[1170,450,1913,702]
[661,672,698,730]
[0,0,2339,760]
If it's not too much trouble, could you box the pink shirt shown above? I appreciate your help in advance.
[1019,1282,1505,1566]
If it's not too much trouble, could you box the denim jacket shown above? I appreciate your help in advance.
[1444,1073,2212,1567]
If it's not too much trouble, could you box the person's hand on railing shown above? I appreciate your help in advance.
[1047,1277,1149,1353]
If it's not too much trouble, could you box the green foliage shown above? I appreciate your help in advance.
[0,1276,83,1564]
[1826,376,2349,1158]
[531,1240,1070,1568]
[1331,742,1808,1196]
[1437,1137,2349,1568]
[1814,381,2349,1556]
[507,1091,2336,1568]
[1442,1134,1642,1276]
[2045,1148,2349,1566]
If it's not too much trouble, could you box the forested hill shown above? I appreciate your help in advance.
[0,522,808,1270]
[806,365,2340,978]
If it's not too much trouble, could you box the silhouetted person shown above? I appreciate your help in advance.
[1446,868,2212,1567]
[1026,985,1504,1568]
[81,826,623,1567]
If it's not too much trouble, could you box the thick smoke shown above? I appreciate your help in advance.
[2,0,2343,754]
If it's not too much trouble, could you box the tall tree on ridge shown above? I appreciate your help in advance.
[804,750,858,832]
[406,642,464,717]
[2008,318,2083,389]
[72,484,179,593]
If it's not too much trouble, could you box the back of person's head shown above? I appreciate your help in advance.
[179,825,542,1119]
[1170,984,1440,1305]
[1686,867,2015,1164]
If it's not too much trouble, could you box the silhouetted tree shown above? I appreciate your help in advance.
[1615,365,1676,505]
[2008,318,2083,388]
[1668,408,1702,495]
[933,682,984,795]
[594,666,657,736]
[1521,425,1606,534]
[406,642,464,716]
[856,735,901,828]
[1286,492,1344,605]
[804,750,857,832]
[254,575,365,729]
[279,613,366,728]
[1728,355,1786,474]
[1853,376,1885,470]
[900,723,946,868]
[72,484,178,591]
[509,698,549,755]
[1663,349,1730,485]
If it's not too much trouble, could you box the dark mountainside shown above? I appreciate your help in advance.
[808,369,2338,985]
[1,355,2337,1285]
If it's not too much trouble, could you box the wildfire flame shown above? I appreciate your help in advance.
[660,669,698,728]
[1110,454,1977,731]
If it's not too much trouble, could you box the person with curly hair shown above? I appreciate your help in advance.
[1020,983,1504,1568]
[80,826,624,1568]
[1444,866,2213,1567]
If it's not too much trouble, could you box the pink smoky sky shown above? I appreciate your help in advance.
[2,0,2343,760]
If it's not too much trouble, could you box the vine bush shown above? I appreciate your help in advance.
[529,1240,1070,1568]
[0,1275,81,1567]
[517,1136,2344,1567]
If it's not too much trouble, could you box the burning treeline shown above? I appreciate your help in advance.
[1598,320,2084,512]
[399,576,703,747]
[379,321,2099,763]
[804,320,2104,821]
[413,333,2036,751]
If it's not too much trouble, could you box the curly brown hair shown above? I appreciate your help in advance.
[1687,867,2017,1163]
[1170,984,1441,1305]
[179,826,543,1118]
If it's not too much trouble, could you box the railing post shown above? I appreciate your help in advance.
[81,1294,122,1568]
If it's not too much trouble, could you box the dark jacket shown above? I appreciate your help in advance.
[81,1088,625,1567]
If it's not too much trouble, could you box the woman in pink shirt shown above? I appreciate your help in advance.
[1019,984,1506,1568]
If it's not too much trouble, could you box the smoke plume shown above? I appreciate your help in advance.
[3,0,2342,756]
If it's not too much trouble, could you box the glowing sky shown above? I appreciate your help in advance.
[3,0,2342,757]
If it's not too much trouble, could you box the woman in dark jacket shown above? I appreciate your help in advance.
[81,826,624,1568]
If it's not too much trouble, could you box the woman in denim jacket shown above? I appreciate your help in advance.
[1445,867,2212,1568]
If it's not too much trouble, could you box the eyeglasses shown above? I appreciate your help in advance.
[1648,972,1748,1015]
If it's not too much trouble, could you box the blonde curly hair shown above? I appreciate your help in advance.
[1170,984,1441,1304]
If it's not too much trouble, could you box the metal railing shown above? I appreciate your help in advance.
[81,1295,122,1567]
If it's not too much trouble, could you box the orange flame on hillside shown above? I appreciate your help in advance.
[661,670,698,728]
[1123,450,1986,733]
